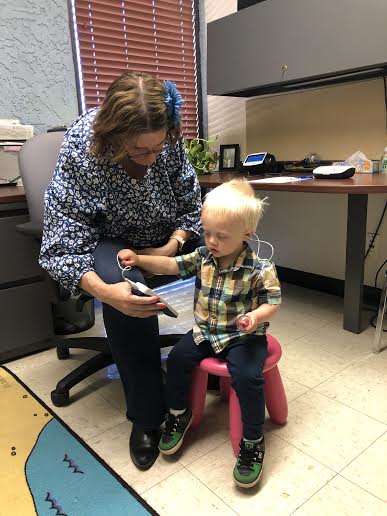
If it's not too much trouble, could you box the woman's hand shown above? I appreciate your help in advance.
[118,248,139,267]
[136,239,178,257]
[102,281,166,318]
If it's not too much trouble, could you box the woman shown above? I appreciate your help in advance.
[40,71,202,470]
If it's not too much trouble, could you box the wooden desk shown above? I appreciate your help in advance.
[199,172,387,334]
[0,185,26,204]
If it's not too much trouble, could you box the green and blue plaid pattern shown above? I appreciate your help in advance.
[175,245,281,353]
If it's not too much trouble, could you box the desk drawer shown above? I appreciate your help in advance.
[0,281,53,361]
[0,214,42,285]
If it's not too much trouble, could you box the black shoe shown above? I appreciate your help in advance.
[129,425,161,470]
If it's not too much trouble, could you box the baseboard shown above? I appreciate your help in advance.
[276,266,381,308]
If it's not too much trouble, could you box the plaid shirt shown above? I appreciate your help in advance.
[175,245,281,353]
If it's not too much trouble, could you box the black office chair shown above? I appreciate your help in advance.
[18,130,181,406]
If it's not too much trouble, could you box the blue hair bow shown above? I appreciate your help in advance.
[164,80,183,129]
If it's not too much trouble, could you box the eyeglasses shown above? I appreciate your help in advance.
[127,143,171,158]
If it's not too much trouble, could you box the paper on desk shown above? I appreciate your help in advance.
[249,176,305,184]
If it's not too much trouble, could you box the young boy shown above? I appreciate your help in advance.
[118,179,281,488]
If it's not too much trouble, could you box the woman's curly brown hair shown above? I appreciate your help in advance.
[90,71,181,163]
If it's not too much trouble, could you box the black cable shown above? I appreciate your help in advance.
[365,201,387,259]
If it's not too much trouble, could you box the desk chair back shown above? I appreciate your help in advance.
[18,131,65,225]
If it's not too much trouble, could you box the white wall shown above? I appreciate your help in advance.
[0,0,78,133]
[204,0,387,288]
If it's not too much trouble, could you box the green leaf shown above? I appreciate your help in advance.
[184,135,218,175]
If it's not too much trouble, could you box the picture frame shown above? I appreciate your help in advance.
[219,144,240,171]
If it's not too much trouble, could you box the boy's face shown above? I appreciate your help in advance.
[201,209,250,261]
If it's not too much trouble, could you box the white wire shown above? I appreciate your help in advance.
[248,233,274,262]
[116,252,132,280]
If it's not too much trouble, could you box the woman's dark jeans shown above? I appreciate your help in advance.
[93,236,202,429]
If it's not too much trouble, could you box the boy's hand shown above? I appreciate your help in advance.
[237,305,280,333]
[237,312,260,333]
[237,314,254,333]
[118,248,139,267]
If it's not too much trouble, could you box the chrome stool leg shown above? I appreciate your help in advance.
[373,272,387,353]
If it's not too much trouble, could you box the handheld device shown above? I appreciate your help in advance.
[123,277,178,318]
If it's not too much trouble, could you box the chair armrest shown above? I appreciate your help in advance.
[16,221,43,240]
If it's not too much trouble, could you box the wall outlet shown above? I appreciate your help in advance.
[366,232,379,256]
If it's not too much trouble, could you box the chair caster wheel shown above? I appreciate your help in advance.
[51,390,70,407]
[57,347,70,359]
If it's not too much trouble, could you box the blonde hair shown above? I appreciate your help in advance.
[202,179,267,231]
[90,71,180,162]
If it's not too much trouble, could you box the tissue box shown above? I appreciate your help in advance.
[333,160,374,174]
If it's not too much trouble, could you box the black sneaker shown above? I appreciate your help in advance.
[233,437,265,488]
[159,409,193,455]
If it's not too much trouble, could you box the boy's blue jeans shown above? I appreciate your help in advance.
[166,331,268,440]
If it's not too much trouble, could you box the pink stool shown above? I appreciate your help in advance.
[187,334,288,456]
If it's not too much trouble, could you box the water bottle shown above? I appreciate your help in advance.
[380,147,387,174]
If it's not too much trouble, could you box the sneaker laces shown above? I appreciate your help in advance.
[238,440,264,472]
[163,412,186,439]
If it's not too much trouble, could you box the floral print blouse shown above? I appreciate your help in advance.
[39,108,202,295]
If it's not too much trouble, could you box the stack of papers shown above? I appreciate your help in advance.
[249,176,314,184]
[0,119,33,141]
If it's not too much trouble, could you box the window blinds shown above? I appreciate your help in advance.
[72,0,200,137]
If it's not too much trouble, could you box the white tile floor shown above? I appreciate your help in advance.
[6,283,387,515]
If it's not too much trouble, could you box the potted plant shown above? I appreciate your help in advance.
[184,136,218,175]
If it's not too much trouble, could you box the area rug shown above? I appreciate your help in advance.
[0,366,158,516]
